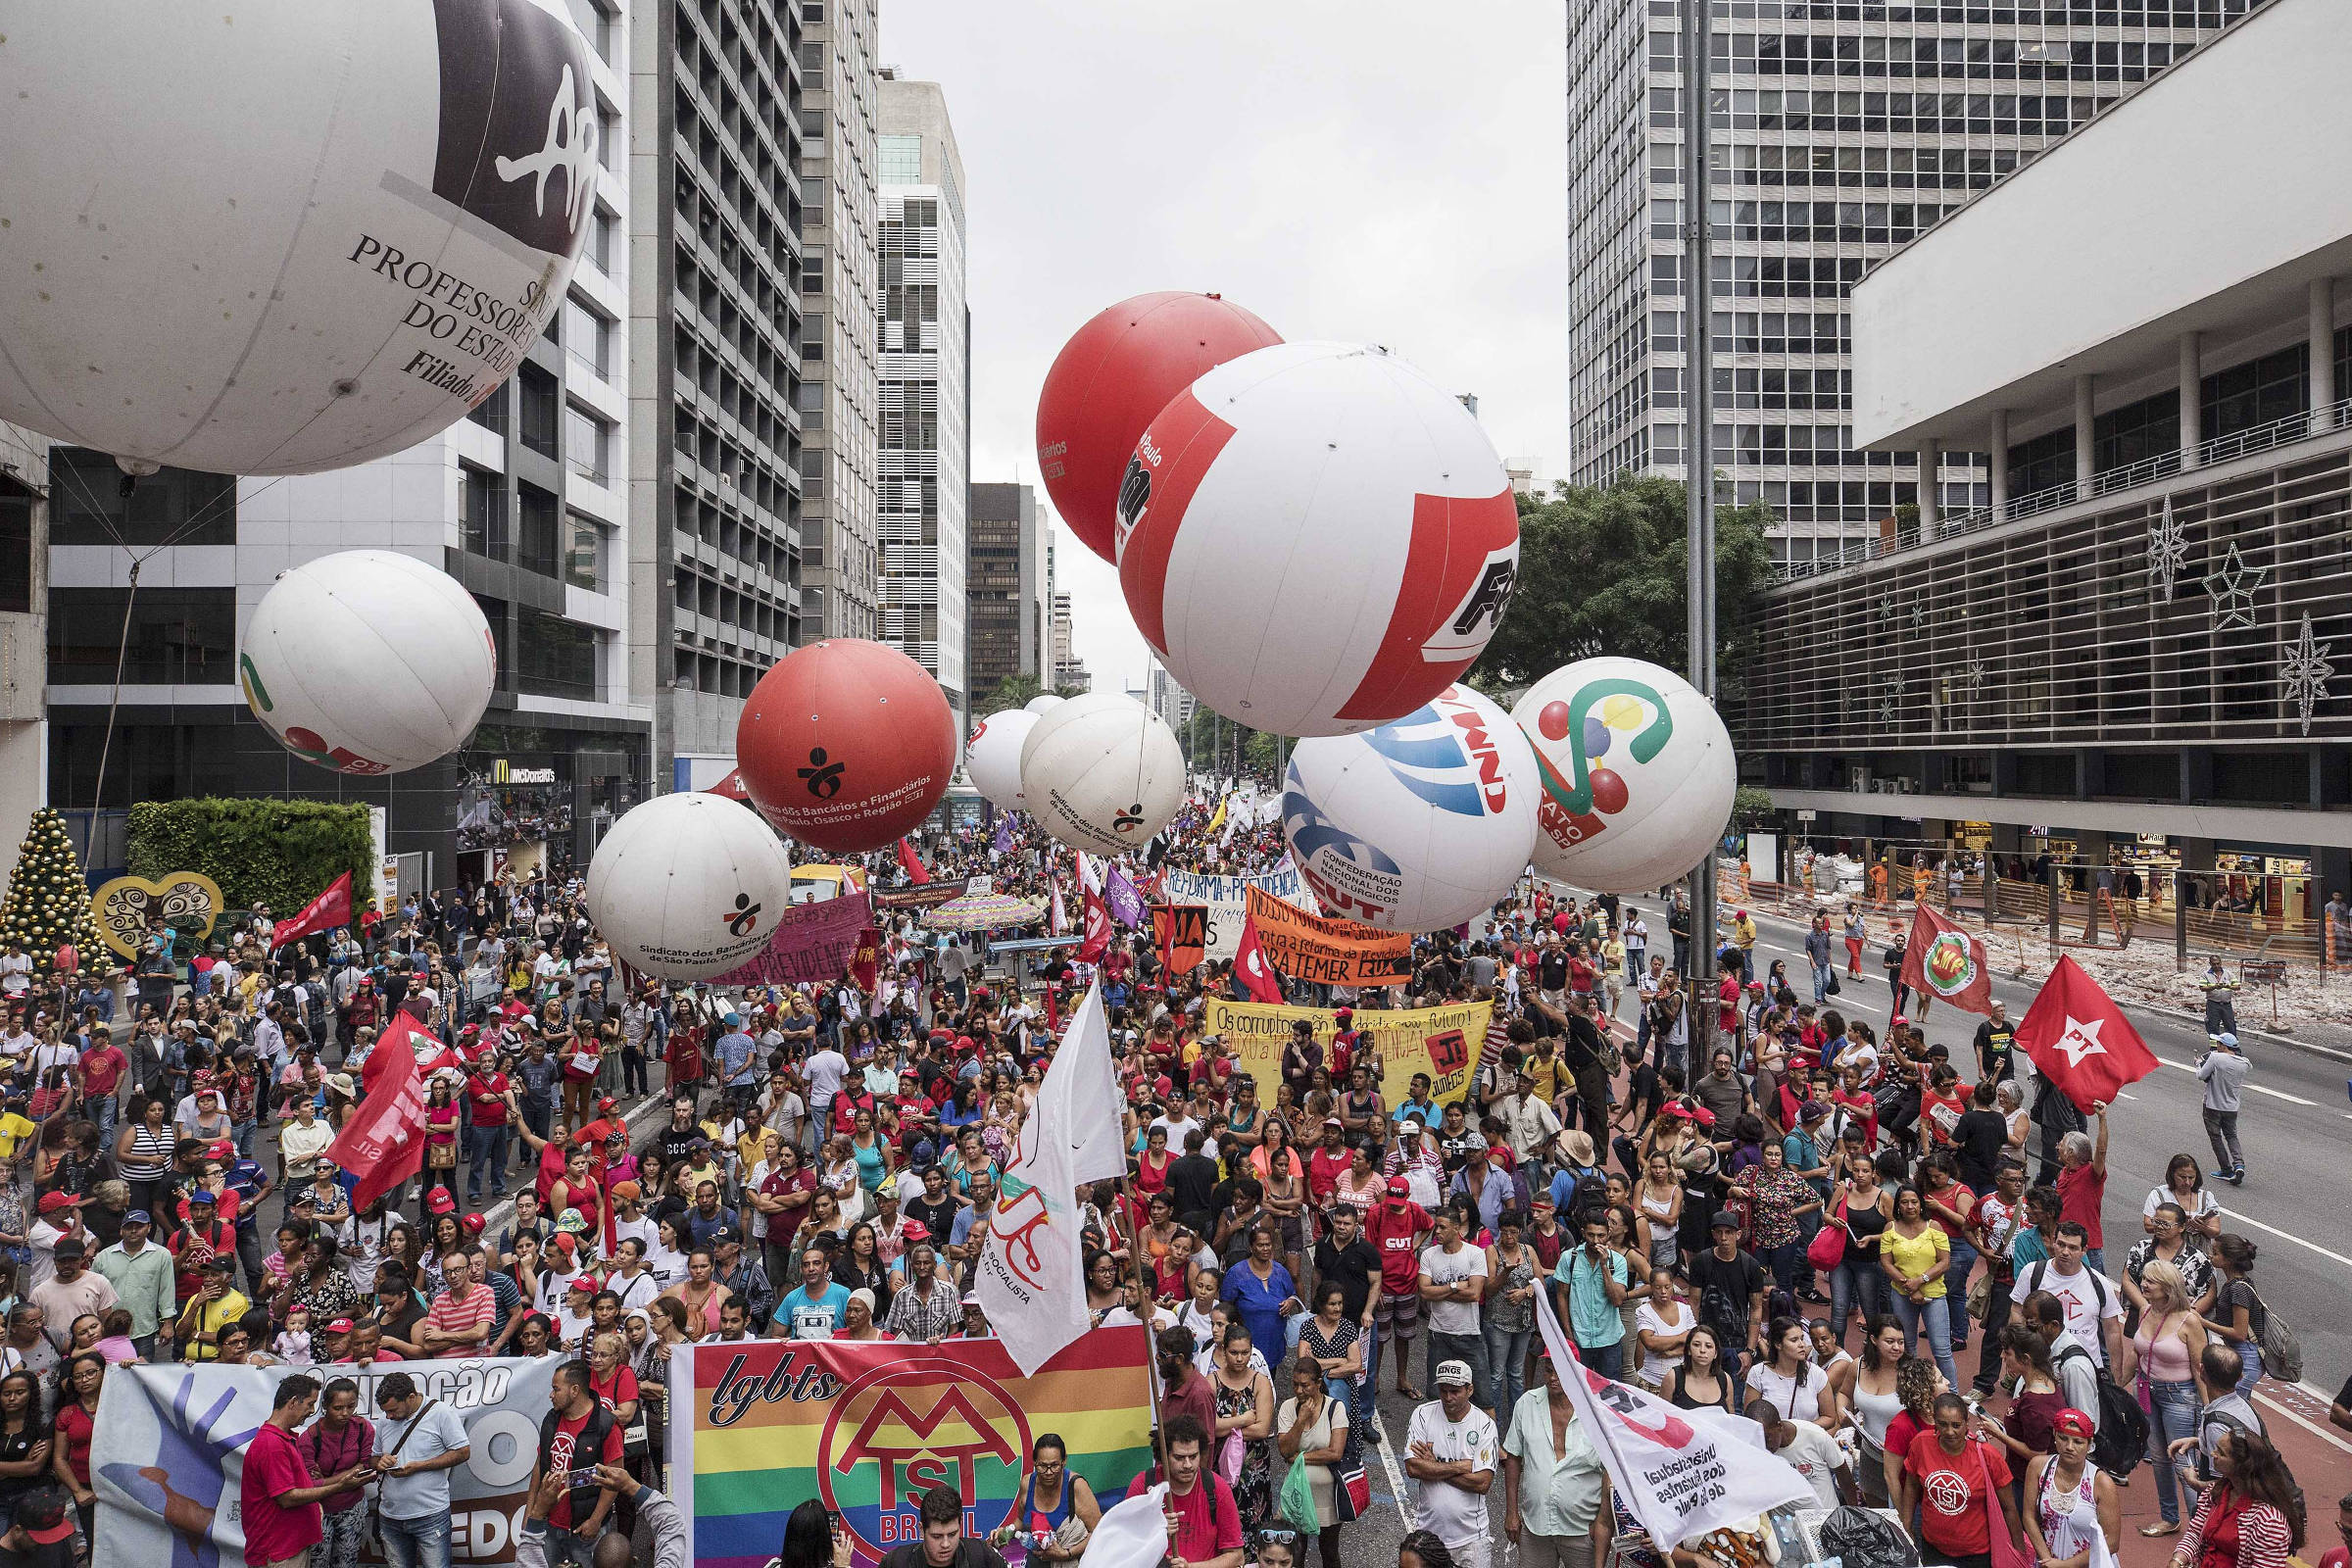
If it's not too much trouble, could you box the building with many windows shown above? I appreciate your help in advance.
[1050,590,1089,693]
[628,0,808,782]
[1746,0,2352,909]
[965,481,1049,705]
[875,74,970,727]
[1566,0,2272,574]
[43,3,645,887]
[797,0,882,642]
[0,424,45,885]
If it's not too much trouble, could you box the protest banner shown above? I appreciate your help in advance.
[710,889,872,985]
[93,1356,558,1568]
[872,881,969,911]
[1151,904,1207,975]
[1244,883,1413,986]
[1200,996,1494,1105]
[1157,857,1317,961]
[675,1329,1154,1568]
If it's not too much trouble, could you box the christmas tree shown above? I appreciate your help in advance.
[0,808,104,966]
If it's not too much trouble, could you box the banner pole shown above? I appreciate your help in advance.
[1112,1198,1173,1487]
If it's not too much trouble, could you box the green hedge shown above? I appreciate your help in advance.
[126,799,374,915]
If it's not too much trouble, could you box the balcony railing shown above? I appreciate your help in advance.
[1776,396,2352,584]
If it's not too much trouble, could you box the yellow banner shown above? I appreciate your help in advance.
[1201,997,1494,1107]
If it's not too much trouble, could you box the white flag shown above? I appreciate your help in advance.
[1532,1263,1813,1548]
[978,981,1114,1374]
[1079,1483,1174,1568]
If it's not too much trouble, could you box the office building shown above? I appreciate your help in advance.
[875,74,971,728]
[1147,663,1196,732]
[628,0,808,784]
[1747,0,2352,908]
[1050,591,1089,692]
[1566,0,2272,573]
[0,424,44,884]
[798,0,883,642]
[44,3,645,888]
[965,481,1049,705]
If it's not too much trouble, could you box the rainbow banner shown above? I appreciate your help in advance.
[674,1327,1154,1568]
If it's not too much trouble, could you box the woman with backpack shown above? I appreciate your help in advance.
[2202,1235,2269,1396]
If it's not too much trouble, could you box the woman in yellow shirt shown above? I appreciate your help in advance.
[1879,1186,1958,1389]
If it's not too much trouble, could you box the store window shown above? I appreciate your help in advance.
[516,609,598,700]
[48,587,235,684]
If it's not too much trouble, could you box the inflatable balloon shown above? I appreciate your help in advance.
[1117,342,1519,738]
[1023,694,1065,715]
[239,550,495,774]
[737,639,956,854]
[0,1,596,474]
[584,793,794,981]
[964,710,1039,811]
[1036,292,1282,564]
[1281,684,1538,933]
[1511,657,1738,893]
[1018,693,1187,857]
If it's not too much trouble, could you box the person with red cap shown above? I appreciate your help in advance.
[1365,1175,1432,1400]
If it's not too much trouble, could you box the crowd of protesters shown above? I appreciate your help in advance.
[0,793,2337,1568]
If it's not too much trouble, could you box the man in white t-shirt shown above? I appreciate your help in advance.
[2011,1222,2124,1369]
[1406,1360,1500,1568]
[802,1042,849,1146]
[1749,1397,1852,1508]
[1418,1208,1492,1411]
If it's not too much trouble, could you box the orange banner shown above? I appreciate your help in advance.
[1245,883,1413,986]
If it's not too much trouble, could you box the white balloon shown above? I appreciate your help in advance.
[1023,694,1065,714]
[1281,683,1538,933]
[0,0,596,474]
[1019,693,1187,857]
[239,550,495,774]
[584,793,794,981]
[964,710,1040,810]
[1510,657,1738,893]
[1116,342,1520,737]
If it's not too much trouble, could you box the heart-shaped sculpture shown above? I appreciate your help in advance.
[90,872,226,958]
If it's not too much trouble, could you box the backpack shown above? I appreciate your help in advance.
[2248,1287,2304,1383]
[2049,1333,2148,1479]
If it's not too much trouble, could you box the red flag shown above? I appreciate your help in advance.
[329,1022,426,1209]
[1899,903,1994,1015]
[851,926,881,992]
[896,837,931,884]
[1234,912,1284,1003]
[1078,886,1113,962]
[2014,956,2159,1111]
[360,1008,461,1092]
[270,870,353,949]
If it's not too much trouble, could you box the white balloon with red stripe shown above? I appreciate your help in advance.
[1280,683,1539,933]
[963,709,1039,810]
[1115,341,1519,737]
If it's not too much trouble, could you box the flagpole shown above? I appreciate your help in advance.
[1111,1176,1173,1487]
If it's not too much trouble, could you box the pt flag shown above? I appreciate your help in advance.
[1233,912,1284,1003]
[2015,955,2159,1111]
[895,837,930,884]
[1078,884,1113,963]
[331,1019,426,1208]
[270,869,352,949]
[1900,902,1994,1014]
[1532,1264,1812,1547]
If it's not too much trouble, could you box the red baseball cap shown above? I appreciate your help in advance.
[1385,1176,1411,1200]
[597,1096,616,1111]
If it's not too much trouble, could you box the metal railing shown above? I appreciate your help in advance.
[1775,396,2352,584]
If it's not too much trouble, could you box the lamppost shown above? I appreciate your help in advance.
[1683,0,1719,1039]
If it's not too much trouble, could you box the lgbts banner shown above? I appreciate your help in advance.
[94,1357,559,1568]
[676,1329,1154,1568]
[1200,997,1494,1107]
[1157,857,1318,962]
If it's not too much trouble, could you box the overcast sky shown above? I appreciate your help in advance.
[878,1,1570,700]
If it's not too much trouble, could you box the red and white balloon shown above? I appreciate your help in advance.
[736,638,956,855]
[1117,341,1519,738]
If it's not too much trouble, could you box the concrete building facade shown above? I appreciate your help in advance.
[0,424,45,886]
[965,481,1049,706]
[875,74,971,729]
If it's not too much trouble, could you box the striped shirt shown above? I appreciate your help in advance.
[424,1282,496,1356]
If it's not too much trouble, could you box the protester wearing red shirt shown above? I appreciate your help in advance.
[1365,1178,1432,1396]
[1306,1120,1351,1204]
[1901,1394,2024,1566]
[538,1361,626,1540]
[2055,1103,2110,1263]
[240,1375,373,1568]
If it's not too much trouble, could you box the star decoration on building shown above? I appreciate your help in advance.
[2147,496,2189,605]
[1908,592,1929,635]
[2281,612,2333,737]
[2202,542,2267,631]
[1879,670,1904,725]
[1875,594,1896,630]
[1961,656,1988,698]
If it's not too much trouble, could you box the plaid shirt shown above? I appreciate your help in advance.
[882,1277,959,1342]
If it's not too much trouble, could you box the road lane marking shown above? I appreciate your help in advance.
[2253,1389,2352,1455]
[1370,1409,1417,1529]
[2216,1207,2352,1271]
[2157,1056,2319,1104]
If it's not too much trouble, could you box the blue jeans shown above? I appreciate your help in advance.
[1811,958,1831,1003]
[1943,1238,1979,1348]
[379,1511,452,1568]
[91,1095,119,1146]
[1427,1329,1492,1414]
[1832,1260,1887,1343]
[1761,1240,1802,1294]
[2146,1378,2200,1524]
[1891,1292,1958,1389]
[466,1122,512,1197]
[2231,1338,2262,1396]
[233,1117,258,1158]
[1485,1320,1532,1425]
[1581,1339,1626,1380]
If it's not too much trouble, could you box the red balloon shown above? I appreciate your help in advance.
[1035,291,1282,564]
[735,639,956,854]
